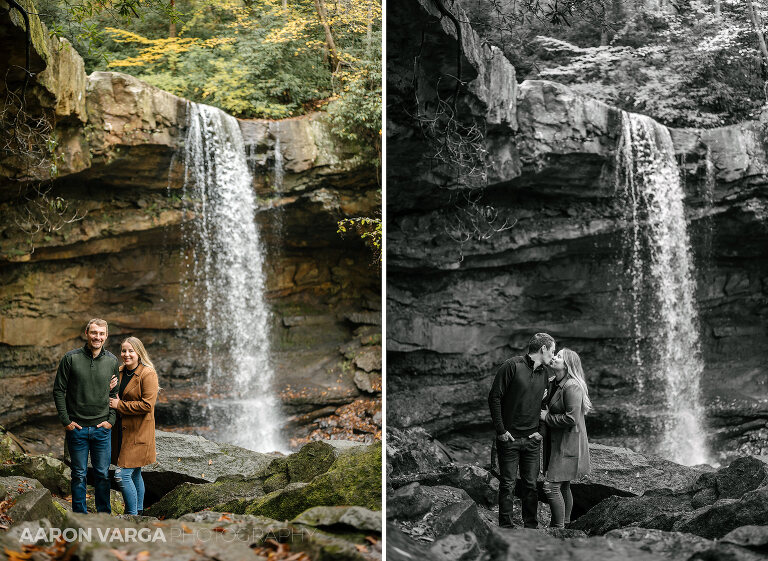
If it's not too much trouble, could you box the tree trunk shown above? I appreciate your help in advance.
[169,0,176,38]
[366,1,373,55]
[713,0,721,18]
[314,0,340,70]
[748,0,768,69]
[282,0,287,9]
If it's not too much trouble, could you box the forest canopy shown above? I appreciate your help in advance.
[36,0,381,161]
[464,0,768,128]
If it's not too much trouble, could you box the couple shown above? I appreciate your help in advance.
[489,332,592,529]
[52,318,159,516]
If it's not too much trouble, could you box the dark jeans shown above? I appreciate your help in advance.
[66,425,112,514]
[498,436,540,528]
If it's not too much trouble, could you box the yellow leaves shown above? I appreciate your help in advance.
[106,28,234,68]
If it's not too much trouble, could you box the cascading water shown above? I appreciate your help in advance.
[616,111,710,466]
[179,101,284,453]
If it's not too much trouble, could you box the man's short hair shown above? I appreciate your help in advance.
[527,333,554,354]
[85,318,108,335]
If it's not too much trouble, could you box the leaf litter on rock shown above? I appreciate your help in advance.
[5,537,77,561]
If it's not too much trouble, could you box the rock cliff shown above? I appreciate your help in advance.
[387,0,767,461]
[0,1,381,449]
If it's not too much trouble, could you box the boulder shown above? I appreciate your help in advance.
[484,527,663,561]
[569,443,706,516]
[429,532,482,561]
[145,477,264,519]
[432,500,489,540]
[388,484,472,521]
[140,430,278,505]
[7,487,63,528]
[712,456,768,499]
[292,505,382,532]
[0,454,70,495]
[603,527,713,559]
[417,464,499,508]
[722,525,768,549]
[0,426,25,462]
[569,490,695,535]
[223,443,381,521]
[85,487,125,515]
[672,487,768,539]
[386,522,439,561]
[386,427,452,487]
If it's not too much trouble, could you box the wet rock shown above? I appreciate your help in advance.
[292,505,381,532]
[429,532,482,561]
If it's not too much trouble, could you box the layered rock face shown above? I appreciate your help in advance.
[387,0,767,460]
[0,4,381,448]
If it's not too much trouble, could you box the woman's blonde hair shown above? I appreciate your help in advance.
[561,348,593,415]
[121,336,155,370]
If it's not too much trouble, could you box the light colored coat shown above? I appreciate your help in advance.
[110,364,158,468]
[543,378,591,481]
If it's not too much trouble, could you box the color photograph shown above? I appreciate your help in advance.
[0,0,381,557]
[386,0,768,559]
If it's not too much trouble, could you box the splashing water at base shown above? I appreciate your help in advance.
[180,102,285,453]
[617,111,710,466]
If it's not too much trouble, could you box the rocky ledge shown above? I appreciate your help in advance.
[386,427,768,561]
[0,0,381,448]
[0,425,382,560]
[386,0,768,461]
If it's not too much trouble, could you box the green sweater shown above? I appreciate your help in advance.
[53,345,119,427]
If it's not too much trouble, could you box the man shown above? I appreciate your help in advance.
[488,332,555,529]
[53,318,119,514]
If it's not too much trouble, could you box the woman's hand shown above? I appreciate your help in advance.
[110,375,118,390]
[109,397,120,409]
[540,409,548,421]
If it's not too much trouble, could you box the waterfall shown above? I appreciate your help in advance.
[616,111,710,465]
[179,102,284,453]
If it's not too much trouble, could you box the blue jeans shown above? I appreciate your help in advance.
[66,425,112,514]
[497,436,541,528]
[120,467,145,515]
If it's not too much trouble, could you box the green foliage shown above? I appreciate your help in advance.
[485,0,768,128]
[338,216,381,266]
[38,0,381,128]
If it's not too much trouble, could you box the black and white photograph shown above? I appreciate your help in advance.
[386,0,768,559]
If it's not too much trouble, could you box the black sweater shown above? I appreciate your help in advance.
[488,355,549,437]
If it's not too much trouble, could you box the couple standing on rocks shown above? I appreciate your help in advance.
[489,332,592,529]
[52,318,159,516]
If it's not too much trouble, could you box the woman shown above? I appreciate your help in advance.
[540,348,592,528]
[109,336,159,516]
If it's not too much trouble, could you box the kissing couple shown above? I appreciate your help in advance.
[53,318,160,516]
[489,332,593,529]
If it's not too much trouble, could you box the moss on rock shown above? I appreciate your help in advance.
[0,454,70,495]
[239,443,381,521]
[146,477,264,519]
[286,441,339,483]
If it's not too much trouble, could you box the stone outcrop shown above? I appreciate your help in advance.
[0,2,381,449]
[387,0,768,461]
[388,427,768,561]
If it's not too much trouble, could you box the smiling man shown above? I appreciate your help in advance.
[53,318,119,514]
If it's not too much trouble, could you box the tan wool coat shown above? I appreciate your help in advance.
[110,364,158,468]
[542,377,591,482]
